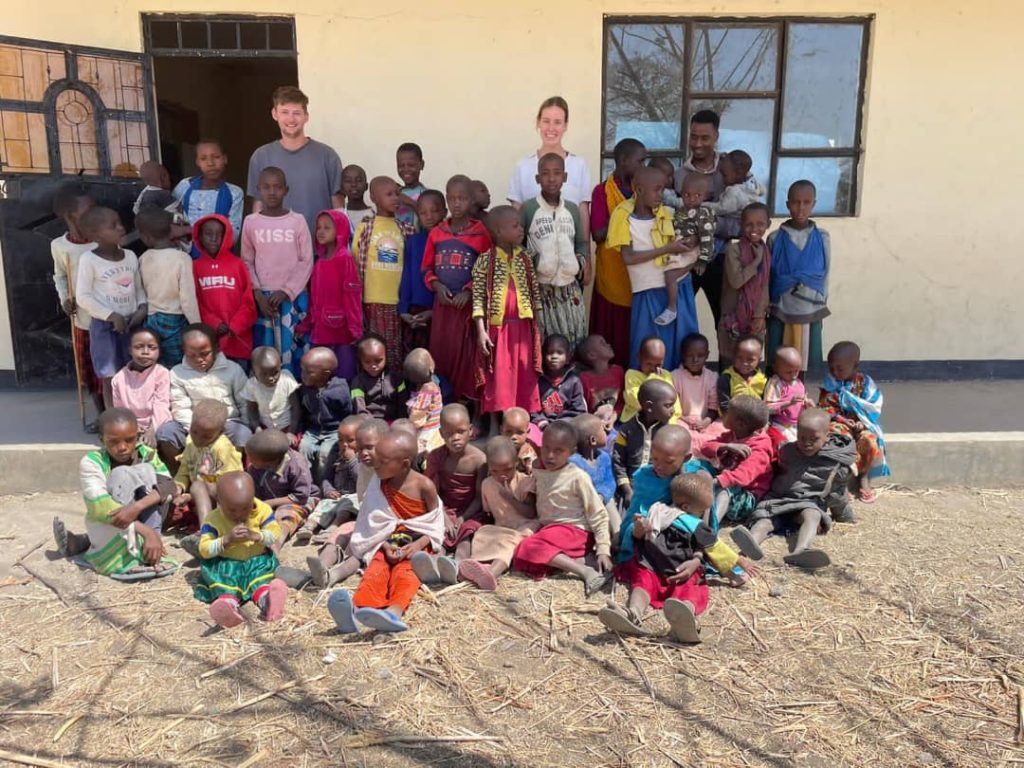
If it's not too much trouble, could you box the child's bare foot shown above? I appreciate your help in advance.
[664,598,701,643]
[458,559,497,591]
[654,307,678,326]
[783,548,830,570]
[260,578,287,622]
[598,603,647,635]
[52,517,89,557]
[275,566,310,589]
[209,596,244,628]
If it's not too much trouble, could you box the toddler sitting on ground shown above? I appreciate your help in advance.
[245,429,314,553]
[764,346,813,445]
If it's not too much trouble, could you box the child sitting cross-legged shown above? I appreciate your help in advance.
[194,471,288,628]
[53,408,177,581]
[731,408,855,570]
[602,471,759,642]
[569,414,620,546]
[175,399,244,557]
[328,429,444,634]
[414,404,487,585]
[699,395,775,527]
[351,334,409,421]
[242,345,301,435]
[818,341,890,504]
[512,421,614,596]
[245,428,314,553]
[621,336,682,424]
[456,436,539,591]
[670,333,722,453]
[533,333,587,430]
[764,345,813,446]
[717,334,767,415]
[613,379,679,509]
[297,346,353,484]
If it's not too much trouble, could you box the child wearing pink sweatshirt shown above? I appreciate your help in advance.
[241,166,314,376]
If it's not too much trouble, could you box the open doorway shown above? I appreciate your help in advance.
[143,15,298,189]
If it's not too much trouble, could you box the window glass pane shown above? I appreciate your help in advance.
[268,24,294,51]
[604,24,685,151]
[690,25,778,92]
[689,99,773,199]
[782,24,864,149]
[210,22,238,50]
[149,21,178,50]
[773,156,855,216]
[240,23,267,50]
[180,21,208,50]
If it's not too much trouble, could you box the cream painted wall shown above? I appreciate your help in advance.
[2,0,1022,372]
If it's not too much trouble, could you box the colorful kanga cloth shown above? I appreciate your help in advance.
[194,498,281,603]
[819,372,890,479]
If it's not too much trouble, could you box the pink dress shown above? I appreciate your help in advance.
[111,363,171,434]
[670,366,725,452]
[764,374,806,444]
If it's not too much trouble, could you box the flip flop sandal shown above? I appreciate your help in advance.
[458,559,497,592]
[437,556,459,585]
[783,548,831,570]
[209,598,244,628]
[52,517,69,557]
[327,589,358,634]
[354,607,408,633]
[262,578,288,622]
[275,566,310,590]
[584,570,613,598]
[110,567,160,582]
[663,598,702,644]
[598,605,648,636]
[410,551,441,584]
[858,487,878,504]
[307,556,330,588]
[179,534,201,560]
[729,527,764,560]
[293,528,314,545]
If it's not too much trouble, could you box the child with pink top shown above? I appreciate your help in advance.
[241,167,314,376]
[764,346,812,446]
[671,333,724,452]
[295,210,363,380]
[111,327,171,447]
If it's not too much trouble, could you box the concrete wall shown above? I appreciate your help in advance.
[2,0,1022,377]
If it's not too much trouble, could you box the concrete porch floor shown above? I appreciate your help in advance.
[1,381,1022,493]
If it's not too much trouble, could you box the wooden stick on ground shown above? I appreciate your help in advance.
[0,748,74,768]
[52,714,83,742]
[732,605,770,651]
[236,749,268,768]
[17,559,70,607]
[616,635,656,701]
[1016,686,1024,743]
[136,703,204,751]
[197,649,263,680]
[343,733,503,749]
[489,667,564,714]
[227,675,325,714]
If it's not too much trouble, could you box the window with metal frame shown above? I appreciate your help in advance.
[601,17,871,216]
[143,14,296,57]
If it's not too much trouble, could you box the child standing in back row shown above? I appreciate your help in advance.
[766,180,830,372]
[424,175,493,401]
[396,142,427,230]
[521,153,589,350]
[172,139,244,251]
[339,164,374,237]
[400,190,446,355]
[719,203,771,367]
[354,177,415,373]
[296,210,362,380]
[242,166,314,376]
[656,173,715,326]
[76,207,148,408]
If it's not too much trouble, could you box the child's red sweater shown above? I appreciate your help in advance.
[701,429,775,499]
[191,214,257,359]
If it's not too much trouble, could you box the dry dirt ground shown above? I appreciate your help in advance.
[0,487,1022,768]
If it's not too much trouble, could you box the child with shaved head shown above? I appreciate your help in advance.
[195,471,287,627]
[501,406,543,475]
[297,346,353,483]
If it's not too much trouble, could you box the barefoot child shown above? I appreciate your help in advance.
[297,347,353,483]
[719,202,771,366]
[416,404,487,583]
[602,472,758,642]
[173,399,244,555]
[717,335,767,414]
[242,166,314,375]
[512,421,613,596]
[424,175,493,400]
[613,379,678,508]
[818,341,890,502]
[521,153,588,350]
[75,207,148,407]
[111,327,172,447]
[577,334,625,417]
[657,174,715,326]
[329,430,444,633]
[502,406,542,475]
[351,334,409,421]
[569,414,620,543]
[295,209,362,380]
[400,190,446,354]
[764,346,812,445]
[404,348,445,455]
[458,436,539,591]
[195,471,287,627]
[242,346,301,434]
[700,395,775,527]
[354,176,415,372]
[191,215,257,367]
[245,429,314,550]
[671,333,721,453]
[732,408,855,569]
[473,205,543,435]
[621,336,681,424]
[135,208,200,367]
[53,408,176,580]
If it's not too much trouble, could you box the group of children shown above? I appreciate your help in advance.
[49,128,891,642]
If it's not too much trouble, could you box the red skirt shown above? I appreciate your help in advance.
[615,557,709,612]
[513,523,592,579]
[364,302,403,374]
[430,302,478,400]
[481,285,540,413]
[73,325,102,394]
[589,292,632,369]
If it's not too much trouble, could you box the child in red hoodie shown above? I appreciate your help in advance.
[699,394,774,527]
[192,214,257,368]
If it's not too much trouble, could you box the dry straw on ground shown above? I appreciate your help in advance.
[0,486,1022,767]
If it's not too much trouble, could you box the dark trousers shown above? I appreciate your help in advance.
[691,254,724,329]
